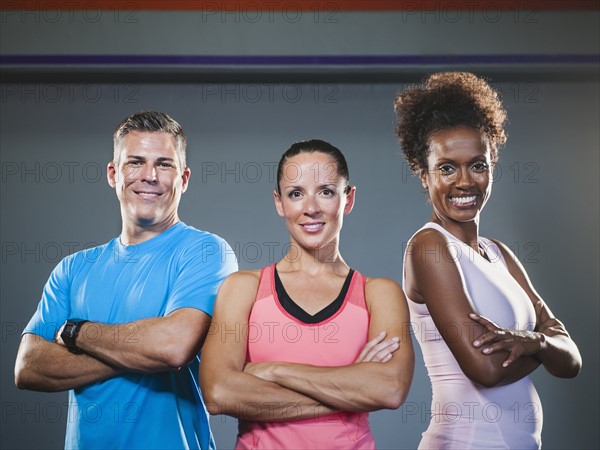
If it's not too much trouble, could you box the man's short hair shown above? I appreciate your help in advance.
[113,111,187,168]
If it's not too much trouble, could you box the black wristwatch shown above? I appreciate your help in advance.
[61,319,89,354]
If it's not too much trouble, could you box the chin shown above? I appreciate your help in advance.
[454,211,482,223]
[133,213,161,226]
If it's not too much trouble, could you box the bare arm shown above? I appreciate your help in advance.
[16,231,235,390]
[244,278,414,412]
[15,333,122,392]
[473,240,581,378]
[405,229,540,388]
[200,271,337,422]
[16,307,209,391]
[61,308,211,372]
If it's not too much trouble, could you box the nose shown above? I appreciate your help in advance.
[141,164,157,183]
[455,166,474,189]
[304,194,321,216]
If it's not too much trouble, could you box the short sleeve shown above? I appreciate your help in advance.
[166,233,238,316]
[23,255,73,341]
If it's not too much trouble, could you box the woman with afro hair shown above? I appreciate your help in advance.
[395,72,581,449]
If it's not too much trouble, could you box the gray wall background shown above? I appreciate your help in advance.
[1,6,599,450]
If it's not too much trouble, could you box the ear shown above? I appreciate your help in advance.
[273,190,285,217]
[419,168,429,190]
[107,161,117,188]
[181,166,191,193]
[343,185,356,215]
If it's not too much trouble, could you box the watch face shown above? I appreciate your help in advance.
[61,321,83,353]
[63,323,76,337]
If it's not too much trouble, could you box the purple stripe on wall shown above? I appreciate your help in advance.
[1,54,599,65]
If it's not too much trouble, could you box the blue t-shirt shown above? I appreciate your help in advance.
[24,222,238,450]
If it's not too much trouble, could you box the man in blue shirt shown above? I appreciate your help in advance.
[15,111,238,449]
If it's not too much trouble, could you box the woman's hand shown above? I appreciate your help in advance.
[354,331,400,363]
[469,313,544,368]
[244,331,400,382]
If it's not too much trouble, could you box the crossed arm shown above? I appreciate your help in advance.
[199,271,414,421]
[404,229,581,389]
[15,308,210,392]
[244,277,415,412]
[470,239,581,378]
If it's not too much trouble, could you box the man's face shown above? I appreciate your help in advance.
[107,131,190,231]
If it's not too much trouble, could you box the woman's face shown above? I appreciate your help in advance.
[274,151,355,252]
[420,126,493,226]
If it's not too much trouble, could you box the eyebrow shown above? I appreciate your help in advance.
[125,155,176,162]
[282,185,302,191]
[283,183,338,190]
[434,156,488,164]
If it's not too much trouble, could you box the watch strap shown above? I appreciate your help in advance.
[61,319,89,354]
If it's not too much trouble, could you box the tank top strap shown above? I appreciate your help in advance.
[256,264,276,302]
[420,222,454,239]
[478,237,508,267]
[346,270,368,310]
[422,223,506,266]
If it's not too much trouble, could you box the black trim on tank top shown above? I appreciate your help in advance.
[273,267,355,324]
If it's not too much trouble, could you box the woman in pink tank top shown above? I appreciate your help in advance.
[394,72,582,449]
[200,140,415,449]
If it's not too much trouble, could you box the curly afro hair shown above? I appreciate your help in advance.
[394,72,507,173]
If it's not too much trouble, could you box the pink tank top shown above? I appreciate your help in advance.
[236,264,376,450]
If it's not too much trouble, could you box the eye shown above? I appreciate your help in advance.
[126,160,143,166]
[158,162,174,168]
[472,162,489,172]
[288,190,302,199]
[437,164,455,175]
[321,188,334,196]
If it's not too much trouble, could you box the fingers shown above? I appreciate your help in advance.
[380,353,393,363]
[471,310,548,367]
[478,340,514,355]
[363,337,400,363]
[354,331,386,363]
[470,313,507,353]
[355,331,400,363]
[471,336,521,369]
[472,329,506,348]
[469,313,500,330]
[480,342,521,367]
[501,351,516,367]
[474,330,544,367]
[473,328,515,356]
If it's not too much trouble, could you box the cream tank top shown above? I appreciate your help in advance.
[404,222,542,449]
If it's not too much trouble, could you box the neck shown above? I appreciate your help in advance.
[279,240,348,276]
[120,218,180,245]
[431,214,481,249]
